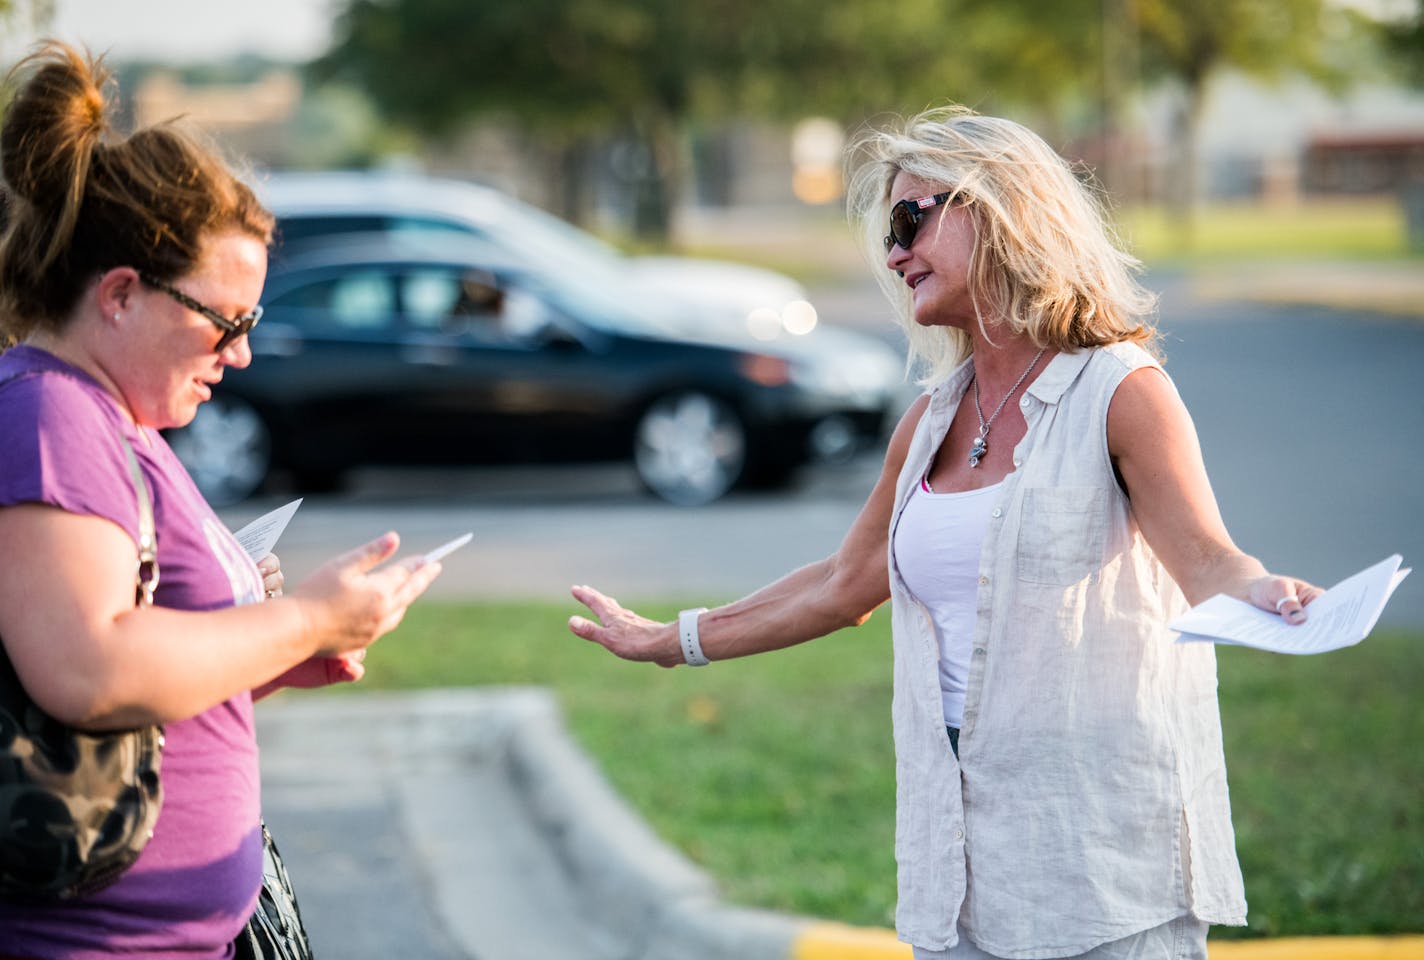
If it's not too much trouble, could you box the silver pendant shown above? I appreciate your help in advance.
[968,434,987,467]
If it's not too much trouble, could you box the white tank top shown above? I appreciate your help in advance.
[891,477,1002,727]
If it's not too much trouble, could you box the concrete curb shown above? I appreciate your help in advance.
[257,689,1422,960]
[501,692,811,960]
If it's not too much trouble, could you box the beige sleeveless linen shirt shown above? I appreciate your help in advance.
[887,342,1247,958]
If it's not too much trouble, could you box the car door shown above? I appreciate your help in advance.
[392,266,632,465]
[250,264,425,468]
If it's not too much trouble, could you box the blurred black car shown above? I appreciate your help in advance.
[167,235,902,506]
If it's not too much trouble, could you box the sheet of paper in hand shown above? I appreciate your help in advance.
[232,499,304,562]
[1172,554,1410,655]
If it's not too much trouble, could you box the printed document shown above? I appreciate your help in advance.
[1172,554,1409,655]
[232,499,303,562]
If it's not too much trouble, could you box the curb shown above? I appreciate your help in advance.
[501,689,811,960]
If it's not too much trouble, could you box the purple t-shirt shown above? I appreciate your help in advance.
[0,346,264,958]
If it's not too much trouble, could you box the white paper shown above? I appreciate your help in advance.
[1172,554,1410,655]
[232,499,303,562]
[423,532,473,563]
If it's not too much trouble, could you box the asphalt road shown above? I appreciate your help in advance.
[219,283,1424,629]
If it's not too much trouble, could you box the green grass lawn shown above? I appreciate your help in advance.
[353,600,1423,937]
[1115,198,1412,264]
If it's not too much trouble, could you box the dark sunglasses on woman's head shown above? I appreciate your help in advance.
[139,273,263,352]
[883,191,956,254]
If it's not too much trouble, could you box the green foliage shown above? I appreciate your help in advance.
[346,600,1424,934]
[1382,0,1424,87]
[1133,0,1346,87]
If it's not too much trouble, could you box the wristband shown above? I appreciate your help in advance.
[678,607,711,667]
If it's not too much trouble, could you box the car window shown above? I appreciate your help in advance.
[268,269,397,333]
[399,267,556,345]
[403,270,465,326]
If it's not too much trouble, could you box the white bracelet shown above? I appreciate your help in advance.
[678,607,710,667]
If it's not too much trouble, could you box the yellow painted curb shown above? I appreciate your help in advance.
[791,924,1424,960]
[1209,937,1424,959]
[792,922,910,959]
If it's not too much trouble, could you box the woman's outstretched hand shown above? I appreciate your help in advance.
[568,584,681,668]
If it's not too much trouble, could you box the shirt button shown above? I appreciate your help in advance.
[978,575,989,586]
[1020,396,1032,408]
[955,829,965,841]
[973,647,986,657]
[991,507,1002,518]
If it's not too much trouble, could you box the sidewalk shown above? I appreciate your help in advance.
[257,689,1424,960]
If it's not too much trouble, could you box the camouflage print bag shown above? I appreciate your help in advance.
[0,434,164,901]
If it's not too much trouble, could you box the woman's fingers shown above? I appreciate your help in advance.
[338,532,402,574]
[1252,576,1320,625]
[257,552,285,599]
[1273,590,1305,624]
[567,584,677,665]
[570,584,621,621]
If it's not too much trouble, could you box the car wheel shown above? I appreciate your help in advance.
[634,392,747,506]
[167,395,272,506]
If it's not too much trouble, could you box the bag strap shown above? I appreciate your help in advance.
[117,435,159,608]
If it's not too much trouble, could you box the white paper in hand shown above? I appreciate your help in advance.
[423,532,473,563]
[231,499,303,562]
[1172,554,1410,655]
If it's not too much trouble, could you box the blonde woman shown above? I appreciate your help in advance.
[569,106,1321,960]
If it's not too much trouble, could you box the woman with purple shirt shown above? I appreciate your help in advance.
[0,43,442,957]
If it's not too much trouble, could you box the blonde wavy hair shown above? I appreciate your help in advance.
[846,105,1159,386]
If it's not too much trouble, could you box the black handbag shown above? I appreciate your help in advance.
[232,821,314,960]
[0,434,165,901]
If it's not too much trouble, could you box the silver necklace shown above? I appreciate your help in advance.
[968,347,1046,468]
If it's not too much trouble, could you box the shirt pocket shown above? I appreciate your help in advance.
[1015,486,1113,585]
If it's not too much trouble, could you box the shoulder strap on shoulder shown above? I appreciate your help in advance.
[117,435,159,608]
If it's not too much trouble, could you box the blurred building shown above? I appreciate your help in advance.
[132,68,302,168]
[1141,70,1424,203]
[1302,133,1424,194]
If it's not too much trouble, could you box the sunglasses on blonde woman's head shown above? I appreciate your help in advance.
[883,192,955,254]
[139,273,263,352]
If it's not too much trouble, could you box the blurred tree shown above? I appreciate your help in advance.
[1382,0,1424,86]
[315,0,742,239]
[1130,0,1356,243]
[313,0,1381,246]
[314,0,1068,240]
